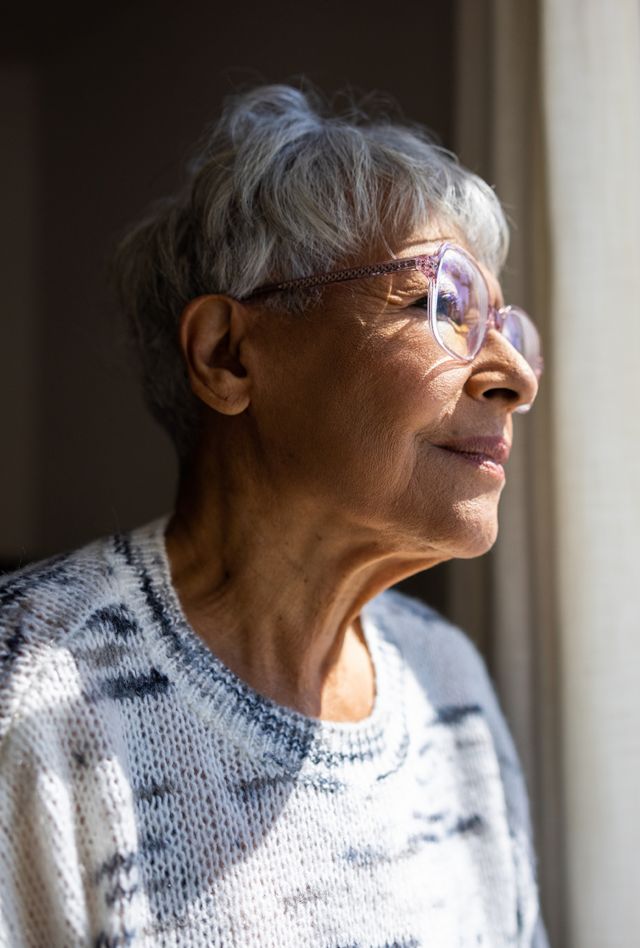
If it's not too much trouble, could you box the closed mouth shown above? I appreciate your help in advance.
[433,436,510,480]
[434,437,511,465]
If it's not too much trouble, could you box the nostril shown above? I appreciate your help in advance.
[482,387,519,403]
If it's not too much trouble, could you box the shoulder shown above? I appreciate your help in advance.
[372,588,546,932]
[367,587,494,709]
[0,531,126,746]
[368,587,513,752]
[368,588,535,832]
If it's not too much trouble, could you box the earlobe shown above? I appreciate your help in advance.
[179,295,251,416]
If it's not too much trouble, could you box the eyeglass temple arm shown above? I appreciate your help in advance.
[240,257,432,301]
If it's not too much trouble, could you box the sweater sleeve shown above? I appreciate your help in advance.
[533,914,551,948]
[0,562,146,948]
[372,590,550,947]
[0,558,87,944]
[460,635,550,948]
[0,636,148,948]
[445,628,550,948]
[0,696,91,947]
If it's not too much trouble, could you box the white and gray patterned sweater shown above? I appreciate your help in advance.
[0,515,548,948]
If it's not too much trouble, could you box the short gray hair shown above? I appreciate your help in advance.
[112,83,510,461]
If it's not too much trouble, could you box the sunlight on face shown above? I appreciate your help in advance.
[244,224,533,565]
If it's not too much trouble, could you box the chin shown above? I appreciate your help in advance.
[418,496,500,560]
[385,481,502,560]
[450,502,500,558]
[455,526,499,559]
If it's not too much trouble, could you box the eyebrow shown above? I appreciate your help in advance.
[385,270,431,297]
[394,234,455,256]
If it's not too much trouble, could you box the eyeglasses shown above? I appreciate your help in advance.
[242,242,543,381]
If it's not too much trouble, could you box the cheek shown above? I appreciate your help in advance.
[251,315,467,509]
[316,338,462,500]
[350,342,461,463]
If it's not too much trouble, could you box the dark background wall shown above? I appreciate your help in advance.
[2,0,457,609]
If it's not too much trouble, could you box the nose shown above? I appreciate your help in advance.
[464,328,539,412]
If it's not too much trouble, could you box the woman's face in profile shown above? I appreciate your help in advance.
[242,225,538,565]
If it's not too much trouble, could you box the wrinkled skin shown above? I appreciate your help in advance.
[165,223,538,722]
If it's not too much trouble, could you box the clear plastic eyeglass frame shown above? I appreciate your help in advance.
[242,242,544,384]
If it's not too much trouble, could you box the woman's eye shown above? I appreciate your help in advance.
[436,292,460,320]
[437,292,457,309]
[411,296,430,311]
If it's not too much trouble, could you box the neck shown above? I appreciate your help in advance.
[164,441,438,721]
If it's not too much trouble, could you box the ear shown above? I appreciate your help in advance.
[178,295,251,416]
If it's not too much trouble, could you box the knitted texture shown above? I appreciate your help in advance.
[0,515,548,947]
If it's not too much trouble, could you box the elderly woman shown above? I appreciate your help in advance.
[0,85,547,947]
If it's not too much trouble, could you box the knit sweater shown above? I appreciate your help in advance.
[0,515,548,948]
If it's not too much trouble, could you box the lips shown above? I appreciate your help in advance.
[435,436,511,464]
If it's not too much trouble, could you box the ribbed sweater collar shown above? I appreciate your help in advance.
[112,514,409,787]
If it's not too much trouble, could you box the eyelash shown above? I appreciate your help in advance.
[410,293,457,312]
[411,296,430,311]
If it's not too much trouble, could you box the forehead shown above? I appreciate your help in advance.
[390,226,504,305]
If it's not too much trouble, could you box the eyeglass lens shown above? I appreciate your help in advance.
[433,247,541,375]
[434,249,487,360]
